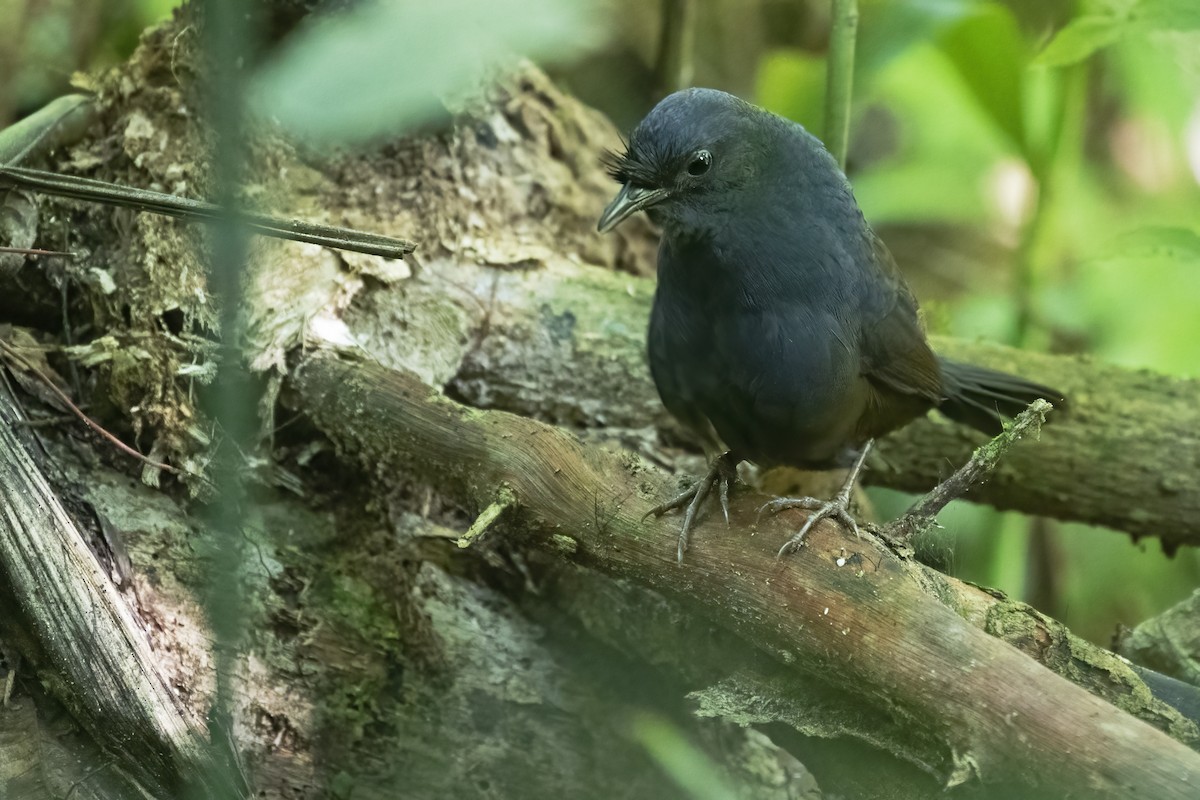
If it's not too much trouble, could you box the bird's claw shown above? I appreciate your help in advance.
[759,495,861,558]
[760,440,873,559]
[646,453,738,563]
[643,483,699,520]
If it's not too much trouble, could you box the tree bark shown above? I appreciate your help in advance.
[0,384,231,797]
[1119,589,1200,686]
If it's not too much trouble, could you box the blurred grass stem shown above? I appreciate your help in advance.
[199,0,255,795]
[824,0,858,169]
[654,0,696,95]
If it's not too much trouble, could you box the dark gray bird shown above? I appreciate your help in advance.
[597,88,1063,562]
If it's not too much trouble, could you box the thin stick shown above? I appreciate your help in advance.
[0,246,75,257]
[824,0,859,169]
[457,486,518,548]
[0,165,417,259]
[0,337,179,475]
[884,399,1054,541]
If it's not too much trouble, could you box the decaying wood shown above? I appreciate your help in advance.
[1,389,825,800]
[293,352,1200,800]
[0,383,231,797]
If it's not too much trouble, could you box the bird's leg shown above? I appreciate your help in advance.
[760,440,874,557]
[644,451,739,563]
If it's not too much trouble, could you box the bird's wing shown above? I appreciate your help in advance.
[856,234,943,402]
[648,292,727,456]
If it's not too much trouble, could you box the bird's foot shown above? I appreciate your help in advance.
[644,451,739,563]
[759,494,861,557]
[760,439,874,558]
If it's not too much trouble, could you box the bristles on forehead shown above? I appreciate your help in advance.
[602,88,756,186]
[600,135,630,180]
[601,140,662,187]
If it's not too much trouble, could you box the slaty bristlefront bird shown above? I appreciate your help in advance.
[597,88,1064,563]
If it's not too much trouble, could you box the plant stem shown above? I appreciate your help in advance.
[0,165,415,258]
[655,0,696,95]
[200,0,255,795]
[824,0,859,169]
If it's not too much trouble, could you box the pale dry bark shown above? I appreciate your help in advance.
[0,384,230,797]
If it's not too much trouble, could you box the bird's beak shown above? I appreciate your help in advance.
[597,184,669,233]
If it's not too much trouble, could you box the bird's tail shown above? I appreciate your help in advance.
[936,357,1066,436]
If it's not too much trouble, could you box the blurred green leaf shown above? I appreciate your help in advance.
[1033,0,1200,69]
[1034,15,1123,67]
[938,3,1030,158]
[854,162,991,223]
[1109,28,1200,128]
[1134,0,1200,31]
[852,44,1010,225]
[1066,223,1200,376]
[630,714,736,800]
[1100,226,1200,261]
[137,0,184,22]
[755,50,826,133]
[253,0,604,144]
[857,0,974,85]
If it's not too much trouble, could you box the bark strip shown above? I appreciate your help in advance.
[0,384,234,798]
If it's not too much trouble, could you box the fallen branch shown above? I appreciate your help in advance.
[292,350,1200,799]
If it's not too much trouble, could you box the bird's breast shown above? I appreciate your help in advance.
[648,278,868,469]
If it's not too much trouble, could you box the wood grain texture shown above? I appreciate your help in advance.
[0,386,232,797]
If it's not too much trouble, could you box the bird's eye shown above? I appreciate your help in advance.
[686,150,712,177]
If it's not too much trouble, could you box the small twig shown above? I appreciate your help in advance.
[414,527,459,540]
[457,485,517,549]
[0,246,75,257]
[824,0,859,169]
[0,165,417,259]
[0,337,180,475]
[884,399,1054,541]
[1,650,18,706]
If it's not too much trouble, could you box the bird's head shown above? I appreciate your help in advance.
[597,88,766,234]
